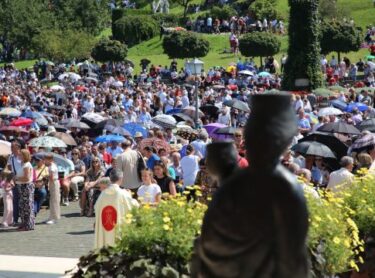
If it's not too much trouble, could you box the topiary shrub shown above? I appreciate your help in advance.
[91,38,128,63]
[163,31,210,59]
[152,13,181,27]
[320,21,362,61]
[282,0,323,91]
[239,32,281,66]
[112,15,159,47]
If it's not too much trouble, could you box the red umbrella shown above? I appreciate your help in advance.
[10,118,33,127]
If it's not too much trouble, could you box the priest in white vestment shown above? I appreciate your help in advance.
[94,170,139,249]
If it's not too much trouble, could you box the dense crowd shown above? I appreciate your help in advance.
[0,50,373,240]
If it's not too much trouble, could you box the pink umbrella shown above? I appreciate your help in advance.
[9,118,33,127]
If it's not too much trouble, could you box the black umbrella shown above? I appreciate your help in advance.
[99,119,123,130]
[291,141,336,159]
[124,59,135,67]
[317,122,361,135]
[106,126,131,137]
[357,118,375,132]
[214,126,237,135]
[172,113,194,123]
[223,99,250,112]
[299,132,348,159]
[200,105,219,116]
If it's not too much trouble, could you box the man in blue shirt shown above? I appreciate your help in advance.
[144,146,160,169]
[297,109,311,135]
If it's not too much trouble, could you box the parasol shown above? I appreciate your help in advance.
[138,137,170,153]
[291,141,336,159]
[152,115,177,129]
[29,136,67,148]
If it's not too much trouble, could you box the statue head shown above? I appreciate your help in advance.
[245,93,297,169]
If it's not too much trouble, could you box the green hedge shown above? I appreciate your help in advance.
[112,15,159,47]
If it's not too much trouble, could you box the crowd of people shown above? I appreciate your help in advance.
[0,46,373,237]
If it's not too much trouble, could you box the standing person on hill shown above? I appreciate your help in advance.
[7,140,22,226]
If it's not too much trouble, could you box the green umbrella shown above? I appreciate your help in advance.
[328,85,347,92]
[313,88,334,97]
[365,55,375,60]
[355,87,375,93]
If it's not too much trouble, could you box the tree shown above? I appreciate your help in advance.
[249,0,278,20]
[320,21,362,61]
[91,39,128,63]
[238,32,281,66]
[172,0,194,18]
[163,31,210,59]
[282,0,323,91]
[32,29,96,62]
[113,15,159,47]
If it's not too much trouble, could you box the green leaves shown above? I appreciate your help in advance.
[113,15,159,47]
[163,31,210,59]
[239,32,281,58]
[91,39,128,63]
[249,0,278,20]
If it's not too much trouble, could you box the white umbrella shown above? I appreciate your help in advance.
[29,136,67,148]
[238,70,254,76]
[58,72,81,82]
[82,112,106,124]
[0,140,11,156]
[318,107,343,117]
[112,81,123,88]
[50,85,65,91]
[152,114,177,129]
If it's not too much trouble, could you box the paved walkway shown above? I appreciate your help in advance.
[0,202,94,277]
[0,202,94,258]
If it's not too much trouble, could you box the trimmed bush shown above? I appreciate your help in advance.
[112,15,159,47]
[152,13,180,27]
[91,38,128,62]
[163,31,210,59]
[320,21,362,61]
[239,32,281,65]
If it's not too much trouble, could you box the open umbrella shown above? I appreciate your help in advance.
[95,134,125,143]
[58,72,81,82]
[212,84,225,90]
[138,137,170,153]
[0,108,21,117]
[223,99,250,112]
[0,126,29,134]
[317,122,361,135]
[176,127,198,141]
[291,141,336,159]
[365,55,375,60]
[313,88,335,97]
[96,119,123,130]
[214,126,237,135]
[152,114,177,129]
[0,140,11,156]
[112,81,123,88]
[354,87,375,94]
[358,118,375,132]
[166,108,182,115]
[123,123,148,138]
[50,85,65,91]
[34,152,74,173]
[299,132,348,159]
[344,102,368,112]
[9,118,33,127]
[351,133,375,151]
[124,59,135,67]
[258,71,272,77]
[318,107,343,117]
[29,136,67,148]
[203,123,227,137]
[84,77,99,84]
[238,70,254,76]
[65,120,90,130]
[182,106,204,118]
[172,113,194,123]
[328,85,347,92]
[52,132,77,146]
[106,126,131,137]
[82,112,106,124]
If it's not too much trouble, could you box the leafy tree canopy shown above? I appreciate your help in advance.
[91,39,128,63]
[239,32,281,58]
[163,31,210,59]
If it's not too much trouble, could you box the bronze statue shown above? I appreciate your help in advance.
[192,94,309,278]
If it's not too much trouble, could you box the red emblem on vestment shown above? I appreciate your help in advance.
[101,206,117,231]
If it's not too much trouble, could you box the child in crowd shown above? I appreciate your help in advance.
[1,171,14,227]
[137,168,161,205]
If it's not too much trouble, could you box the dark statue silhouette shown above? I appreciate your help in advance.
[192,94,309,278]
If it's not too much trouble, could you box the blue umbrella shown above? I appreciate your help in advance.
[345,102,368,113]
[95,134,125,143]
[258,71,272,77]
[21,110,40,119]
[166,108,182,115]
[330,99,347,111]
[123,123,148,137]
